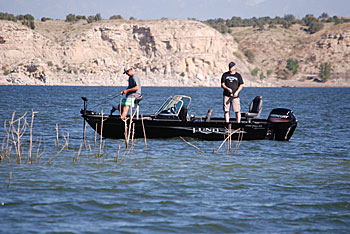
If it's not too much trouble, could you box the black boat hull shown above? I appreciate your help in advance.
[82,113,297,141]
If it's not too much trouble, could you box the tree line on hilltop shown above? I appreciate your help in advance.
[1,11,349,34]
[203,13,350,34]
[0,12,35,29]
[0,12,129,28]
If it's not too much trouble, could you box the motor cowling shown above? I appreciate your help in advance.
[268,108,296,123]
[268,108,297,141]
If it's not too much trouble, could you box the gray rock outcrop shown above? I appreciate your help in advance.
[0,19,253,86]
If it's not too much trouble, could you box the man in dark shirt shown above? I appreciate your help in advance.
[118,65,142,119]
[221,62,244,123]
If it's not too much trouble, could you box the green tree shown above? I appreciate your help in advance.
[319,62,332,82]
[29,20,35,29]
[286,58,299,75]
[41,17,52,22]
[251,68,259,77]
[87,15,95,23]
[267,69,273,76]
[76,15,86,20]
[110,15,123,20]
[24,14,34,21]
[319,12,329,19]
[244,49,255,63]
[259,72,265,80]
[284,14,296,22]
[66,14,76,22]
[282,21,292,29]
[95,13,102,21]
[333,16,343,25]
[308,21,324,34]
[16,14,24,20]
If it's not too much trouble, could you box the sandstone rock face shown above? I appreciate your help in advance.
[231,23,350,82]
[310,31,350,79]
[0,20,251,86]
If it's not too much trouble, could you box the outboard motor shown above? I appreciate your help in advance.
[268,108,297,141]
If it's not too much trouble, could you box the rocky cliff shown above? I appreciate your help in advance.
[232,23,350,84]
[1,19,350,87]
[0,19,252,86]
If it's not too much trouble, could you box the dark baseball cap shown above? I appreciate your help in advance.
[229,62,236,68]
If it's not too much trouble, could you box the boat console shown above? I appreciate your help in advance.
[154,95,191,121]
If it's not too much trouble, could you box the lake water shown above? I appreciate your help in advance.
[1,86,350,233]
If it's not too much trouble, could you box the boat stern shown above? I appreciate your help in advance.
[268,108,297,141]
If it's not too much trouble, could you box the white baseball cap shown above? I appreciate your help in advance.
[123,65,132,74]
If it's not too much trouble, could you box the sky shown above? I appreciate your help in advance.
[0,0,349,21]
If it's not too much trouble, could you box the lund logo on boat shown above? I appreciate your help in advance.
[193,127,221,134]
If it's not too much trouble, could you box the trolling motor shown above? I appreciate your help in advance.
[81,97,88,140]
[81,97,88,112]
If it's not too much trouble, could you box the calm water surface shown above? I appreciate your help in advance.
[0,86,350,233]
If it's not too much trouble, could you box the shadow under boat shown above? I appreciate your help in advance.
[80,95,297,141]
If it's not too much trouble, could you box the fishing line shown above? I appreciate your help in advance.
[89,94,123,110]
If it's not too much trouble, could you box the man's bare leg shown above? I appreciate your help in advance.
[225,111,230,123]
[235,112,241,123]
[121,105,129,120]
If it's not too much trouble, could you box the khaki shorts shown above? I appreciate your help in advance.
[223,96,240,112]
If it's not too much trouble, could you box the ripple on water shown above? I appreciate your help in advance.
[1,87,350,233]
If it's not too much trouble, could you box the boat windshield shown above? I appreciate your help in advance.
[155,95,191,116]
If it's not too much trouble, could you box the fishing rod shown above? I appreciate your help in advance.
[88,93,123,110]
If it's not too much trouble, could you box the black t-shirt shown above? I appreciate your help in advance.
[221,71,244,97]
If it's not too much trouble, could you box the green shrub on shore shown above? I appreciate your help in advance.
[251,67,259,77]
[244,50,255,63]
[286,58,299,75]
[319,62,332,82]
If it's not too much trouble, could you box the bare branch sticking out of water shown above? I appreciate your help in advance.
[235,129,244,153]
[55,123,59,146]
[73,141,83,163]
[46,133,69,164]
[28,110,38,164]
[7,171,12,189]
[179,136,204,153]
[116,144,121,163]
[215,128,241,154]
[141,114,147,148]
[10,112,28,164]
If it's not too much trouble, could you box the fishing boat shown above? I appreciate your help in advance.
[80,95,297,141]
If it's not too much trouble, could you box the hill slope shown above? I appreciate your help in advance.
[1,19,350,86]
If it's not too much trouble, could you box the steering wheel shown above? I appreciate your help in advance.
[170,106,176,114]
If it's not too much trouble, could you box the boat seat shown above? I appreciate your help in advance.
[179,107,190,122]
[244,96,263,122]
[134,94,143,105]
[134,94,143,119]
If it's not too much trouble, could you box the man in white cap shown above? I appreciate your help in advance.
[118,65,142,119]
[221,62,244,123]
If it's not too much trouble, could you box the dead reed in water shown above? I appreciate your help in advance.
[235,129,244,153]
[0,110,44,164]
[179,136,204,153]
[141,114,147,148]
[7,171,12,189]
[55,123,59,146]
[215,128,241,154]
